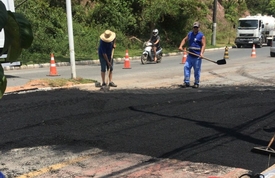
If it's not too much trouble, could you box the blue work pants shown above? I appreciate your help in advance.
[183,54,202,85]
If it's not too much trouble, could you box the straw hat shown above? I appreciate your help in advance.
[100,30,116,43]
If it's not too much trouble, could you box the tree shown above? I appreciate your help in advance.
[245,0,271,15]
[220,0,247,43]
[267,0,275,15]
[0,1,34,98]
[91,0,137,34]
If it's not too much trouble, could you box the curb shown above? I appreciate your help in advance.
[3,47,230,71]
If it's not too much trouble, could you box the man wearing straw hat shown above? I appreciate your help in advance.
[98,29,117,87]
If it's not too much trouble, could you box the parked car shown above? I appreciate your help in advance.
[270,37,275,57]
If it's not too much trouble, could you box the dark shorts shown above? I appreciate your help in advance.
[152,44,160,51]
[99,56,114,72]
[152,43,160,48]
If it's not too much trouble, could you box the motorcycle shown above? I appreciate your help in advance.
[141,41,163,64]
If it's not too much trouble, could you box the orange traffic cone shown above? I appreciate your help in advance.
[123,49,131,69]
[251,44,256,58]
[47,53,59,76]
[180,48,187,64]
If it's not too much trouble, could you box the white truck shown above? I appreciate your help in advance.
[0,0,21,67]
[234,14,275,48]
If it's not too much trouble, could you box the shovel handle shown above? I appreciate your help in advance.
[186,51,217,64]
[267,132,275,148]
[111,48,114,61]
[108,48,114,67]
[106,48,115,85]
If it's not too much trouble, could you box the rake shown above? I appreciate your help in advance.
[251,132,275,155]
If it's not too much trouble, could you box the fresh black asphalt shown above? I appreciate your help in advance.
[1,85,275,174]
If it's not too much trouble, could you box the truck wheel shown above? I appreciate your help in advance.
[268,40,272,46]
[257,43,262,48]
[271,52,275,57]
[236,44,241,48]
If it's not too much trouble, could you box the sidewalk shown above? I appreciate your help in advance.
[17,150,251,178]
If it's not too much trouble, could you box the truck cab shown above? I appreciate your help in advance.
[235,15,275,48]
[0,0,21,68]
[235,17,264,48]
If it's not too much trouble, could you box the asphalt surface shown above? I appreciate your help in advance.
[1,84,275,177]
[2,46,275,177]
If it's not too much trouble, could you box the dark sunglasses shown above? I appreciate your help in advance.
[193,27,199,29]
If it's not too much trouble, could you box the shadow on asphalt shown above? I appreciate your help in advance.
[5,74,20,79]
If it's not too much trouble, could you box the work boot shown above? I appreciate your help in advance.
[182,83,190,88]
[95,82,101,87]
[192,84,199,88]
[109,82,117,87]
[101,83,107,87]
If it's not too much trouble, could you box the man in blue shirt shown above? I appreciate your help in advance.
[178,22,206,88]
[98,30,117,87]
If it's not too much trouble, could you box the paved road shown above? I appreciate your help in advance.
[2,85,275,177]
[1,46,275,178]
[4,46,269,88]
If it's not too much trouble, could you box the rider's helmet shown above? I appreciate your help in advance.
[152,29,159,36]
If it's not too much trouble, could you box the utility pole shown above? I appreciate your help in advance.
[211,0,217,46]
[66,0,76,79]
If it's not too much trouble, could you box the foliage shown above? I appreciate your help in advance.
[16,0,67,55]
[12,0,275,59]
[221,0,247,23]
[2,12,33,61]
[0,0,34,98]
[267,0,275,15]
[246,0,271,15]
[92,0,137,34]
[219,0,247,44]
[16,0,219,64]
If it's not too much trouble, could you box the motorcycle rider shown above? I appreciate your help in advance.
[148,29,160,62]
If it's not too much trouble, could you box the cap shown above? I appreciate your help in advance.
[193,22,200,27]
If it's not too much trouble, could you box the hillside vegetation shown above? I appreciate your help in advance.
[14,0,273,64]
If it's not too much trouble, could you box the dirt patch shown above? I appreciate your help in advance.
[5,79,77,93]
